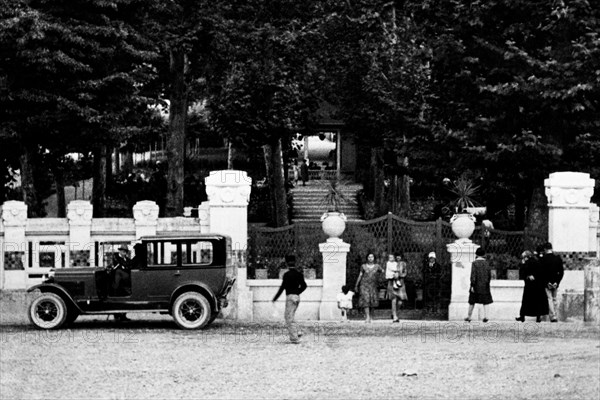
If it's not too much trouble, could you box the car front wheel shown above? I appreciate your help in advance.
[172,292,211,330]
[29,293,67,330]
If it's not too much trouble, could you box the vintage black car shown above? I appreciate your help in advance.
[27,234,235,330]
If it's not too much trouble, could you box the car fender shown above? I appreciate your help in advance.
[170,282,217,310]
[27,283,82,312]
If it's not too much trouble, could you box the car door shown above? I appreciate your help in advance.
[177,239,224,294]
[130,240,181,302]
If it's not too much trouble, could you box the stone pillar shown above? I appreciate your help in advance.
[133,200,159,239]
[205,170,252,320]
[584,258,600,323]
[67,200,93,267]
[447,240,479,320]
[319,238,351,320]
[1,201,28,289]
[545,172,595,252]
[198,202,210,233]
[590,205,599,256]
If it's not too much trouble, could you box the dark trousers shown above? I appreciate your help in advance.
[112,269,131,295]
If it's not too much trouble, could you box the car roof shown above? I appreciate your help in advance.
[139,233,230,242]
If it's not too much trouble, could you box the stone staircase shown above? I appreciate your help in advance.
[291,182,363,221]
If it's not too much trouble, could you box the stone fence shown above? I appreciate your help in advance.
[1,170,598,322]
[0,199,213,290]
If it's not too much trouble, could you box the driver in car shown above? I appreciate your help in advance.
[111,245,132,296]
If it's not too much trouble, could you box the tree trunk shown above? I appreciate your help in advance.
[92,145,107,217]
[372,148,386,214]
[263,144,275,224]
[19,144,40,217]
[122,149,133,174]
[398,156,411,217]
[227,141,234,170]
[526,185,547,233]
[113,147,121,175]
[263,139,289,227]
[166,49,187,217]
[105,146,113,193]
[54,165,66,218]
[365,148,376,198]
[514,187,526,230]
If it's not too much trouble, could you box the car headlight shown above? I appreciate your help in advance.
[46,269,55,280]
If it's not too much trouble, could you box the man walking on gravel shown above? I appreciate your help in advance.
[272,255,307,344]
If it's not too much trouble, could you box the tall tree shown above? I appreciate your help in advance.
[318,0,432,215]
[0,0,158,216]
[209,0,325,226]
[409,0,600,227]
[139,1,230,216]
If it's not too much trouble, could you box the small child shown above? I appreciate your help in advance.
[336,285,354,321]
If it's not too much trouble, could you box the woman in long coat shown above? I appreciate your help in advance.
[355,253,383,323]
[516,250,549,322]
[465,247,493,322]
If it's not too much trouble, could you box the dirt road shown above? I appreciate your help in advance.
[1,312,599,400]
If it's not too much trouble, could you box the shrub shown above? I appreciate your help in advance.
[486,253,520,279]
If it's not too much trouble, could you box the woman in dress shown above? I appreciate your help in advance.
[465,247,493,322]
[392,253,409,321]
[384,253,398,320]
[516,250,549,322]
[355,253,383,323]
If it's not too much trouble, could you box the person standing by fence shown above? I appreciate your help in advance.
[423,252,441,313]
[386,253,408,322]
[540,242,564,322]
[516,250,548,323]
[465,247,493,323]
[355,253,383,323]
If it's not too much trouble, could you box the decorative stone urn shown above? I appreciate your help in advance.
[321,212,347,239]
[450,212,476,241]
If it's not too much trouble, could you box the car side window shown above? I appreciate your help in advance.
[146,241,179,266]
[182,241,213,266]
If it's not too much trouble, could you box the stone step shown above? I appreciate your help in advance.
[293,209,361,216]
[293,209,361,215]
[291,187,362,192]
[291,183,363,189]
[291,203,360,209]
[291,183,364,223]
[292,195,359,201]
[293,208,360,215]
[293,212,361,217]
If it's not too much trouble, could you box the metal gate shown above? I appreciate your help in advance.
[248,214,546,319]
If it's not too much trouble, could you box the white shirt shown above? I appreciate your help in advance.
[385,261,398,280]
[337,291,354,309]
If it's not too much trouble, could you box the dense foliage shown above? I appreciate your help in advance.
[1,0,598,226]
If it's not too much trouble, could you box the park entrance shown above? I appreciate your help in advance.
[247,214,546,320]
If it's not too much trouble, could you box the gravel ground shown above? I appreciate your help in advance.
[1,293,599,400]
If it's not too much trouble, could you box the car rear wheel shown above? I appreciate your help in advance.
[29,293,67,330]
[172,292,211,330]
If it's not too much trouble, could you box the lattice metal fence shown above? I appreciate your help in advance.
[247,214,547,311]
[470,226,547,279]
[247,223,327,279]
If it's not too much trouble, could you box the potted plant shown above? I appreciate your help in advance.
[300,256,318,280]
[319,179,353,239]
[487,253,520,280]
[254,256,268,279]
[444,175,482,240]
